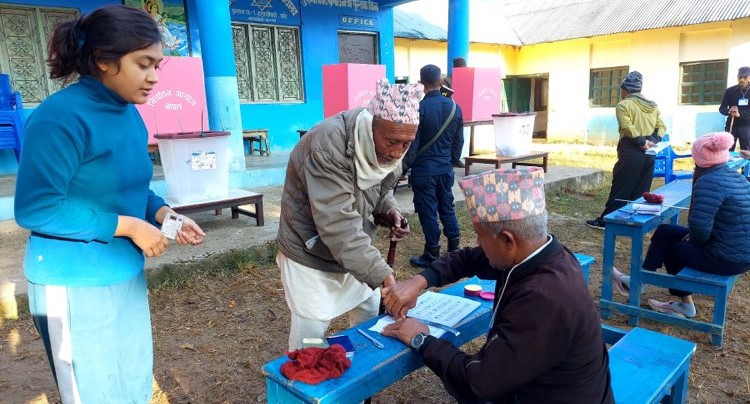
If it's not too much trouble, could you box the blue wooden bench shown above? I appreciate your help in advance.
[638,268,740,346]
[601,179,692,326]
[575,253,595,284]
[652,135,692,184]
[603,325,696,404]
[600,176,745,346]
[263,254,697,403]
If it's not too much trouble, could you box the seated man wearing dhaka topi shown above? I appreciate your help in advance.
[382,167,614,403]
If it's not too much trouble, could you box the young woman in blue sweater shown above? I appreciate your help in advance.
[613,132,750,318]
[14,5,205,402]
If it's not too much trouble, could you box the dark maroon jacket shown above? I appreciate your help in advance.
[418,237,614,404]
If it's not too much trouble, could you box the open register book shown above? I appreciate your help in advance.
[369,291,481,338]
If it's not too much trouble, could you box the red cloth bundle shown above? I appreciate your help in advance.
[280,345,352,385]
[643,192,665,204]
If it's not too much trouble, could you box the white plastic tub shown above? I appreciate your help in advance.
[155,131,230,204]
[492,113,536,156]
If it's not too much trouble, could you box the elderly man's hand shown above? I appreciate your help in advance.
[382,318,430,346]
[381,275,427,319]
[387,208,410,242]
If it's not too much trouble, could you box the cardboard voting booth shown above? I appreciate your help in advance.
[322,63,386,118]
[135,57,209,145]
[452,67,502,122]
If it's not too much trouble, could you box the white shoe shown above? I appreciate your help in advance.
[612,267,630,296]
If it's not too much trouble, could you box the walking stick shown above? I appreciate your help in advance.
[374,214,408,267]
[730,116,735,134]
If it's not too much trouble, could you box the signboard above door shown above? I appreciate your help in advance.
[229,0,301,25]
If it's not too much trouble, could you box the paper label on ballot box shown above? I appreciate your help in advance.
[190,151,217,170]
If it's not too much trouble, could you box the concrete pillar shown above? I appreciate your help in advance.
[447,0,470,75]
[190,0,245,170]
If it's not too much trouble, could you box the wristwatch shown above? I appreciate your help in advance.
[410,332,427,351]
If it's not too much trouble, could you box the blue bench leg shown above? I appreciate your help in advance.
[711,288,730,347]
[601,229,616,319]
[627,236,644,327]
[667,363,690,404]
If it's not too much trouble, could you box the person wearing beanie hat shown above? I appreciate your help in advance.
[719,66,750,151]
[276,79,423,350]
[586,70,666,229]
[381,168,614,404]
[402,64,465,268]
[613,132,750,319]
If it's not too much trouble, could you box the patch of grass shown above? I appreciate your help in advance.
[147,243,278,290]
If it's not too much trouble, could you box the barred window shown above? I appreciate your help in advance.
[589,66,629,107]
[0,4,78,104]
[680,60,727,105]
[232,23,303,103]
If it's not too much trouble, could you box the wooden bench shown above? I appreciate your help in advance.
[603,325,696,404]
[637,268,740,346]
[575,253,595,284]
[243,129,270,156]
[166,188,264,226]
[263,273,697,404]
[600,176,746,346]
[464,120,493,156]
[147,144,161,165]
[463,152,549,176]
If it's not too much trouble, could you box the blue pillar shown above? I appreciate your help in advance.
[190,0,245,170]
[447,0,470,75]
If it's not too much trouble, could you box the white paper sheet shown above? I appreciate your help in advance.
[369,291,481,337]
[645,141,670,156]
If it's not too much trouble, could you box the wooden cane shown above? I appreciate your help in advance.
[730,115,735,134]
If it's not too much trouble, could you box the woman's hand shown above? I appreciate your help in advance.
[176,215,205,245]
[116,216,169,257]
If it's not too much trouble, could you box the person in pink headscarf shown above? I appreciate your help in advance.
[276,79,424,350]
[613,132,750,317]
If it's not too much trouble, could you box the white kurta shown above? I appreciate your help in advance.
[277,252,376,321]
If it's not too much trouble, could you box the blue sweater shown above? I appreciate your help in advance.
[403,90,464,177]
[15,76,166,287]
[690,164,750,264]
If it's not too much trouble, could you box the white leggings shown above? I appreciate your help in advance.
[288,291,380,351]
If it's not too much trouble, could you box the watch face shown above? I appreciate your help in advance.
[411,333,425,350]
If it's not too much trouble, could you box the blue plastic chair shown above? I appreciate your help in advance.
[653,134,693,184]
[0,74,25,162]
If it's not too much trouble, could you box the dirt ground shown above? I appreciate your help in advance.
[2,175,750,403]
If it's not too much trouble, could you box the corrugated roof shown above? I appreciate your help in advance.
[395,0,750,45]
[393,9,447,41]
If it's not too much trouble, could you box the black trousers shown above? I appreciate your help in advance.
[642,224,749,297]
[600,153,655,218]
[729,125,750,151]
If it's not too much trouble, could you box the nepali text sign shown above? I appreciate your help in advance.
[230,0,301,25]
[135,57,208,145]
[301,0,378,11]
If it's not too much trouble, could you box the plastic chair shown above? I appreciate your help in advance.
[0,78,24,162]
[653,134,692,184]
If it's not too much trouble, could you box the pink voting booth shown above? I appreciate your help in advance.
[322,63,386,118]
[135,57,209,145]
[452,67,503,122]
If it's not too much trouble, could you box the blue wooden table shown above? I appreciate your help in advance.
[263,277,496,403]
[600,179,693,325]
[264,255,696,403]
